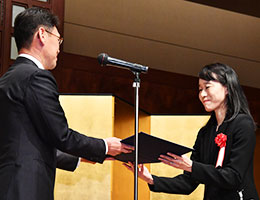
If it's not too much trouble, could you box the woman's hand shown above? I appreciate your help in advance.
[159,153,193,172]
[123,162,154,185]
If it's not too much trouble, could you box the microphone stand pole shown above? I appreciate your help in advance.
[132,71,140,200]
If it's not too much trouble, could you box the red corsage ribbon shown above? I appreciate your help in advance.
[215,133,227,168]
[215,133,227,148]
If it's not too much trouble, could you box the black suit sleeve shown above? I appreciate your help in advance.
[24,70,106,163]
[56,150,79,171]
[149,172,199,195]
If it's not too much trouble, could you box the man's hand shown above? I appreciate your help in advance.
[81,158,96,164]
[104,137,134,156]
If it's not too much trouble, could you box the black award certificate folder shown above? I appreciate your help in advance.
[114,132,193,164]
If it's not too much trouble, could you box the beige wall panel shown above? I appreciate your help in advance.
[64,0,260,62]
[112,98,150,200]
[150,115,210,200]
[54,95,115,200]
[63,23,260,88]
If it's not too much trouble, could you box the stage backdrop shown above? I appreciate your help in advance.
[54,94,210,200]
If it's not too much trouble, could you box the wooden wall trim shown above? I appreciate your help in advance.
[53,52,260,125]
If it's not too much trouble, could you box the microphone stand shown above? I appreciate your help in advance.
[132,71,140,200]
[97,53,148,200]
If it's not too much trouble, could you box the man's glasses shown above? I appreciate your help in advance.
[45,30,63,45]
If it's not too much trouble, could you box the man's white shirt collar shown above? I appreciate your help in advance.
[18,54,45,70]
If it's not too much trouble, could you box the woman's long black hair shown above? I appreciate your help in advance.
[198,63,254,124]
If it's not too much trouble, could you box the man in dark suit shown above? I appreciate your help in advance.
[0,7,133,200]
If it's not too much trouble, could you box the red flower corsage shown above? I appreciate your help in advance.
[215,133,227,168]
[215,133,227,148]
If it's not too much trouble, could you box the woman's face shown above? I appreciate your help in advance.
[198,78,228,112]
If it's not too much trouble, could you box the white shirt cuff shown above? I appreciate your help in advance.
[76,158,81,168]
[103,139,108,154]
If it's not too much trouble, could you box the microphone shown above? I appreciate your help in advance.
[97,53,148,73]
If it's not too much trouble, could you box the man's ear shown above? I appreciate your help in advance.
[37,27,47,45]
